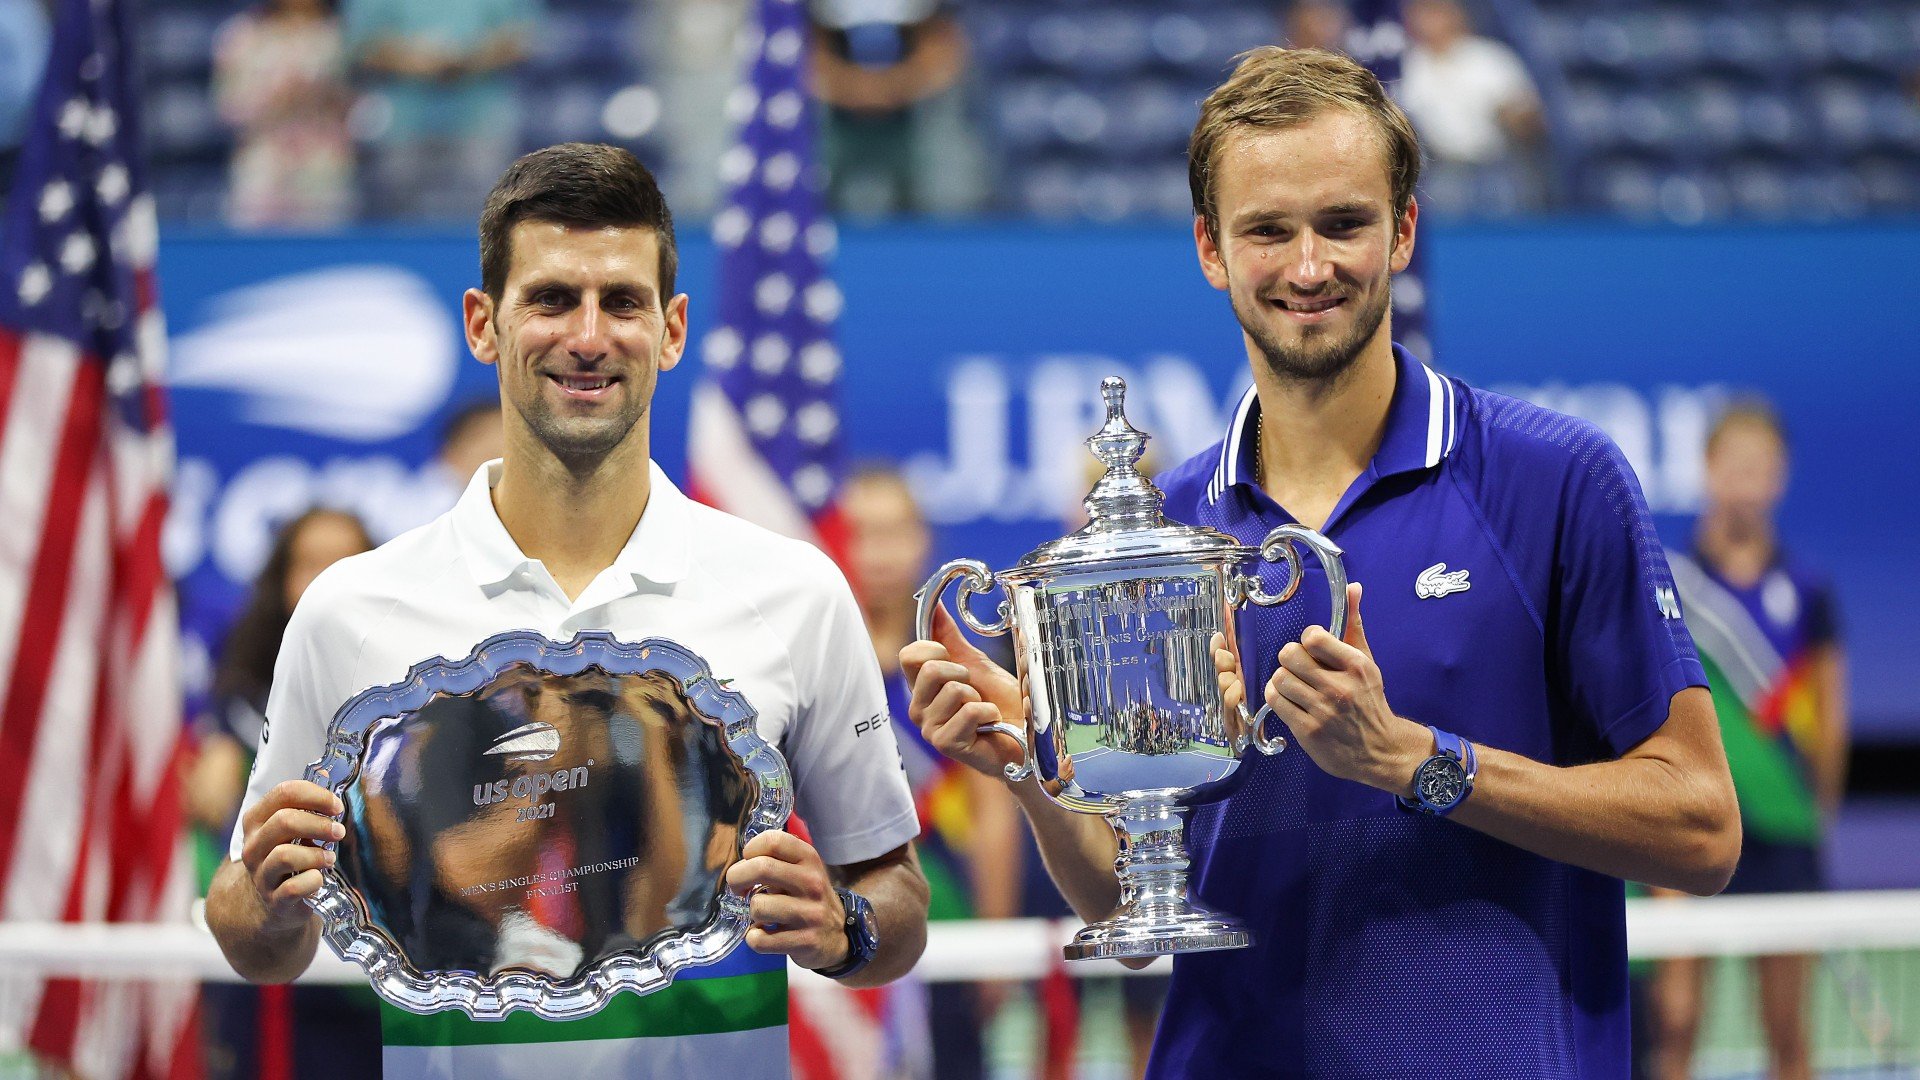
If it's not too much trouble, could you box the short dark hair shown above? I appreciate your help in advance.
[1706,398,1789,455]
[1189,47,1422,240]
[479,143,678,303]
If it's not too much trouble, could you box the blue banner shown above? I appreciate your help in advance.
[157,221,1920,739]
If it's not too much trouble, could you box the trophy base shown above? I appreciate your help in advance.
[1061,908,1251,962]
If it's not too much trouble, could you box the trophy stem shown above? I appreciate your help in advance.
[1062,795,1251,961]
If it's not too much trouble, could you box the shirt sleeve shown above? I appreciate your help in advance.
[225,577,355,860]
[780,553,921,868]
[1551,423,1708,757]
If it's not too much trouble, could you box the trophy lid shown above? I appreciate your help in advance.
[1009,377,1245,575]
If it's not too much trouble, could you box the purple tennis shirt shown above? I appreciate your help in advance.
[1148,344,1706,1078]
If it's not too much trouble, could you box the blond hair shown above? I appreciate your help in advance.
[1188,47,1422,238]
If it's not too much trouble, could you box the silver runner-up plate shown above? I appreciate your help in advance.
[301,629,793,1020]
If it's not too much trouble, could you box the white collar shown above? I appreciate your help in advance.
[452,458,691,590]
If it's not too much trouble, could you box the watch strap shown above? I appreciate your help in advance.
[814,887,876,980]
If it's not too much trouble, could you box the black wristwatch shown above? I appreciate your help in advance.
[814,887,879,980]
[1396,725,1478,816]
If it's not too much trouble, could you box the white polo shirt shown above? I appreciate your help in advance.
[231,459,920,1079]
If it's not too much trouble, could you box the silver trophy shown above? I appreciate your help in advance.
[916,377,1345,961]
[302,630,792,1019]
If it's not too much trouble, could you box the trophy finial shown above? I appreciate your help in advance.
[1082,376,1164,531]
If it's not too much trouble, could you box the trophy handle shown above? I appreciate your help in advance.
[977,721,1034,783]
[1238,524,1348,755]
[914,560,1032,782]
[1237,702,1285,756]
[915,558,1012,641]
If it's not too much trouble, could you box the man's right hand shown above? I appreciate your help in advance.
[236,780,344,929]
[900,603,1026,780]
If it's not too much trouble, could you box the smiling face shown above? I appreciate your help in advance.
[1195,108,1416,386]
[463,221,687,470]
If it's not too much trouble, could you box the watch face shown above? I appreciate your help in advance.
[1416,757,1466,809]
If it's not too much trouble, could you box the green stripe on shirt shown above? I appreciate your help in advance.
[380,967,788,1047]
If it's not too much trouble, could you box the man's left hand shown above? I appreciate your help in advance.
[1265,582,1431,795]
[724,830,849,971]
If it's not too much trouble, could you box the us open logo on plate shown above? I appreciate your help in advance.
[472,721,593,817]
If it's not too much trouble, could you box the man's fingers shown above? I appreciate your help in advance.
[258,842,333,899]
[739,828,818,866]
[925,679,984,728]
[1341,582,1367,651]
[1270,666,1321,714]
[1277,642,1336,691]
[899,639,949,684]
[748,890,825,931]
[1299,625,1365,669]
[928,603,986,665]
[726,852,824,897]
[744,924,822,958]
[909,659,972,715]
[242,780,341,834]
[241,806,344,870]
[934,701,1014,753]
[269,868,328,908]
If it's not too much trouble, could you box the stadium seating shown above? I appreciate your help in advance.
[133,0,1920,223]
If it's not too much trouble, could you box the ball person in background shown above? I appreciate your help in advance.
[905,48,1739,1078]
[1647,401,1848,1080]
[188,508,376,1080]
[204,143,929,1078]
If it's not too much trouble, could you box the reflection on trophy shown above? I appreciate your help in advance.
[915,377,1346,961]
[304,632,792,1020]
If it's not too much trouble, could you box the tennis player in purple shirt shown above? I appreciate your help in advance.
[903,48,1740,1078]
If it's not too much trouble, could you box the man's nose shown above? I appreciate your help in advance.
[1284,232,1335,289]
[564,300,609,361]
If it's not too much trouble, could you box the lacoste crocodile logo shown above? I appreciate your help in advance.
[1415,562,1472,599]
[483,722,561,763]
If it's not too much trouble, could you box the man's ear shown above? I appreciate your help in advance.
[658,292,689,373]
[1389,196,1419,274]
[1195,215,1229,292]
[463,288,498,366]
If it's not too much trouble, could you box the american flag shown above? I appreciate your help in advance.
[686,0,849,563]
[0,0,198,1077]
[687,1,918,1076]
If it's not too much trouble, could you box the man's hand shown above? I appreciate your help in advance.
[900,603,1025,779]
[1263,582,1430,794]
[726,830,851,972]
[236,780,344,930]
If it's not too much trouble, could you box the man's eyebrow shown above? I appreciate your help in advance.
[1319,202,1381,219]
[516,278,574,297]
[1231,208,1292,229]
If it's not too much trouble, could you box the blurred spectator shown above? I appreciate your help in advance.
[0,0,50,197]
[809,0,986,217]
[1396,0,1546,215]
[188,507,378,1080]
[1646,403,1849,1080]
[342,0,537,221]
[843,465,1022,1079]
[211,0,356,228]
[410,395,506,528]
[1282,0,1350,54]
[650,0,744,216]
